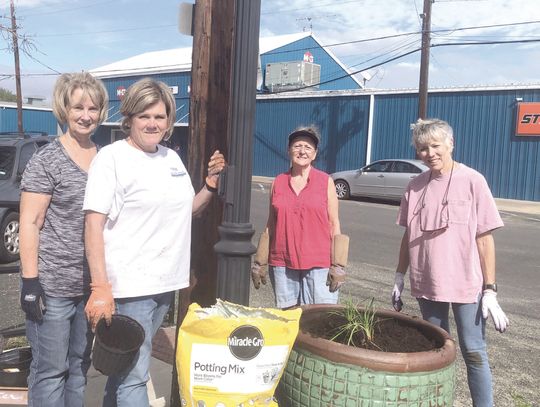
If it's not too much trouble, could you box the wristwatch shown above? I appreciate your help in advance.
[484,283,497,292]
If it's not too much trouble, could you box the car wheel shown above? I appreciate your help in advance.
[334,180,350,200]
[0,212,19,263]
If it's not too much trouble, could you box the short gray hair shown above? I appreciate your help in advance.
[52,72,109,126]
[410,118,453,150]
[120,78,176,140]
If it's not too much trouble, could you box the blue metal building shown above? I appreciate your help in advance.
[90,32,364,167]
[89,33,539,201]
[254,86,540,201]
[0,103,57,135]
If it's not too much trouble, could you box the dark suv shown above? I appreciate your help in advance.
[0,132,53,263]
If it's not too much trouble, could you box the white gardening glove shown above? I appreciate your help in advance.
[391,272,405,312]
[481,290,509,333]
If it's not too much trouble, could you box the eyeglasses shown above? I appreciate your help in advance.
[415,162,454,233]
[291,144,315,153]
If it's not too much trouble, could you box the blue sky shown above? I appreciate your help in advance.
[1,0,539,101]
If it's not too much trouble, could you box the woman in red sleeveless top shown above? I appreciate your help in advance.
[251,127,346,309]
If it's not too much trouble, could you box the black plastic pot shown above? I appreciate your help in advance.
[0,346,32,388]
[93,315,145,376]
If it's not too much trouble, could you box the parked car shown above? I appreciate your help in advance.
[0,132,53,263]
[330,159,429,202]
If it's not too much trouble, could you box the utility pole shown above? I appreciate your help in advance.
[183,0,234,311]
[171,1,260,404]
[418,0,433,119]
[10,0,24,133]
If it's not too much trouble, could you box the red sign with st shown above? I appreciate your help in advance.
[516,102,540,136]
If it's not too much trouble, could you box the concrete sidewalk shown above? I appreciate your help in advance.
[85,327,176,406]
[85,357,174,407]
[493,197,540,216]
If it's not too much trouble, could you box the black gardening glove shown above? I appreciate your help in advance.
[20,277,46,321]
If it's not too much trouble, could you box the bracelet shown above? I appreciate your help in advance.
[205,179,218,193]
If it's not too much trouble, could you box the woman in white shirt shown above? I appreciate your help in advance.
[83,78,225,406]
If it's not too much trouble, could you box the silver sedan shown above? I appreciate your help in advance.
[330,159,429,201]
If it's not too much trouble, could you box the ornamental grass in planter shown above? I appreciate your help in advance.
[276,300,456,406]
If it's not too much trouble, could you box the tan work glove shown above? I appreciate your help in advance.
[251,232,269,289]
[85,281,114,332]
[327,234,349,292]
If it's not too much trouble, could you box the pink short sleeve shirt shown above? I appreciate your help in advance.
[397,164,503,303]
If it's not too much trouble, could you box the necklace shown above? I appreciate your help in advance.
[420,160,454,209]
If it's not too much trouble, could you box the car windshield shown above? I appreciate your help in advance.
[0,146,16,180]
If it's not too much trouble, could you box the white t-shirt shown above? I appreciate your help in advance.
[83,140,195,298]
[397,164,503,303]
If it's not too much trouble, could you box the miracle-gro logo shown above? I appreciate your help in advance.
[228,325,264,361]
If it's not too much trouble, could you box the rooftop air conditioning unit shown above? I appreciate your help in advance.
[265,61,321,92]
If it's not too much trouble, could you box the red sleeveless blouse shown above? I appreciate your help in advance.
[269,167,332,269]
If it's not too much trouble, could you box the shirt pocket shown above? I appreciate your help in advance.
[448,199,471,225]
[165,171,194,203]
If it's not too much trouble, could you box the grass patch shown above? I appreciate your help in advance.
[511,391,532,407]
[4,336,29,351]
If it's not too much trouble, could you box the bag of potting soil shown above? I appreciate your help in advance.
[176,299,301,407]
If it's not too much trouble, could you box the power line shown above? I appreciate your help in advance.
[269,36,540,93]
[17,0,117,18]
[10,15,539,44]
[0,61,194,79]
[263,19,540,57]
[2,30,540,85]
[3,36,539,82]
[261,0,363,15]
[24,52,61,74]
[37,24,177,38]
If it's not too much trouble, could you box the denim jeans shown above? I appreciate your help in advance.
[270,266,338,309]
[417,297,492,407]
[103,292,172,407]
[25,295,93,407]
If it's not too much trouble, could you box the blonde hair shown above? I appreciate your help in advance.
[120,78,176,140]
[52,72,109,126]
[410,118,454,150]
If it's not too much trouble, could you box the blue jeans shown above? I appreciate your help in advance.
[270,266,338,309]
[26,295,93,407]
[103,292,172,407]
[417,297,492,407]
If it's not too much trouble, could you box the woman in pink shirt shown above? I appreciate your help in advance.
[392,118,509,406]
[250,127,348,309]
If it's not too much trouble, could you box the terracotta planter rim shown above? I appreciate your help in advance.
[295,304,456,373]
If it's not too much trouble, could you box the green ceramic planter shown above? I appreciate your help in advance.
[276,304,456,406]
